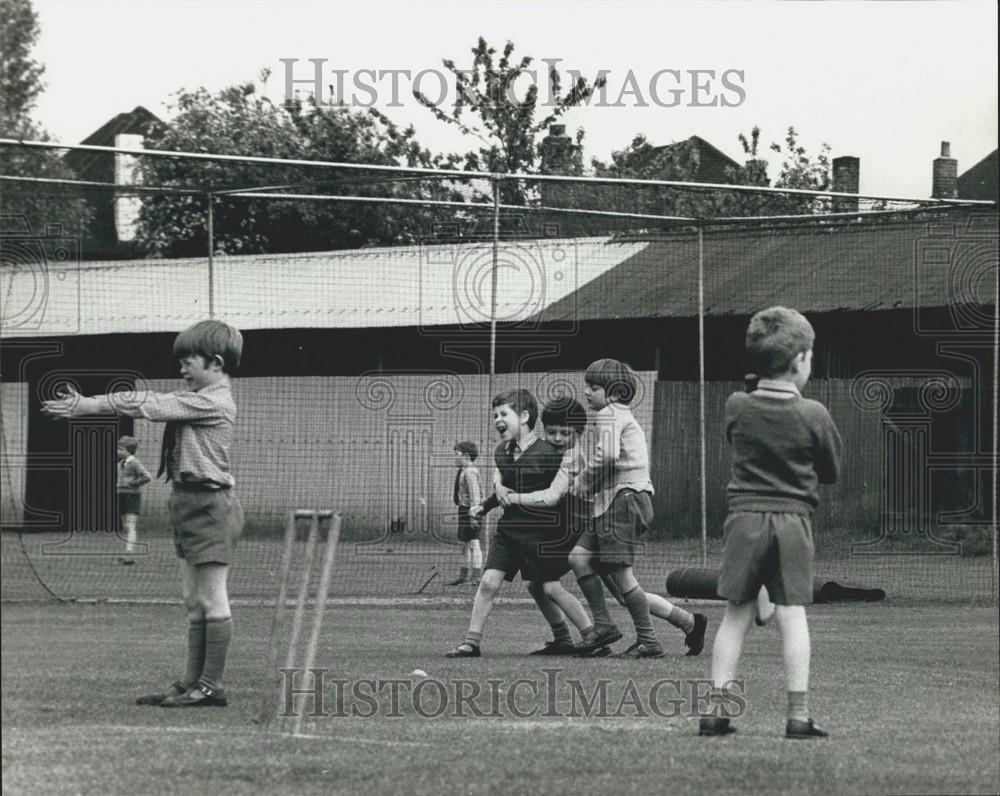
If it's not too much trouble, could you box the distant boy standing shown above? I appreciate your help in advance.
[447,440,483,586]
[700,307,842,739]
[43,320,244,708]
[116,435,151,565]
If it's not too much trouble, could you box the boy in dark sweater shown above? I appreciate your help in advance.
[447,389,592,657]
[701,307,842,740]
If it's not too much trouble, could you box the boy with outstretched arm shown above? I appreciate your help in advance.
[43,320,244,708]
[700,307,842,739]
[448,389,593,657]
[570,359,707,659]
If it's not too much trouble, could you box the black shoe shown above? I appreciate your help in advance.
[136,680,189,706]
[613,642,665,659]
[445,642,481,658]
[574,626,623,655]
[576,644,613,659]
[160,681,228,708]
[528,640,577,656]
[699,717,737,736]
[685,613,708,656]
[786,718,829,739]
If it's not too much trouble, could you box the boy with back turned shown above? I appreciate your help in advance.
[700,307,842,739]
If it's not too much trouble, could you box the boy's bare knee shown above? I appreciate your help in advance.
[478,570,503,596]
[540,580,563,598]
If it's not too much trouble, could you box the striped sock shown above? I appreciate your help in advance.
[464,630,483,648]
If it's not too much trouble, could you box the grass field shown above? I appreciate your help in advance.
[3,600,998,795]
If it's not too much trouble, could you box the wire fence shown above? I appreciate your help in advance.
[1,138,997,604]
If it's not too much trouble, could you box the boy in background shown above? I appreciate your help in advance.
[44,320,244,708]
[116,435,151,565]
[700,307,842,739]
[447,440,483,586]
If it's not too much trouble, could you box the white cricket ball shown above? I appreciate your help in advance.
[410,668,428,678]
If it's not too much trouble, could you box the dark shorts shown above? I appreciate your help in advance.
[118,492,142,516]
[457,506,481,542]
[718,511,814,606]
[168,485,244,566]
[485,529,572,583]
[576,489,652,569]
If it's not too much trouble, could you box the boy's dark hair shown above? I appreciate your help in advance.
[541,397,588,434]
[173,320,244,374]
[491,388,539,429]
[745,307,815,378]
[454,440,479,461]
[118,435,138,454]
[584,358,638,404]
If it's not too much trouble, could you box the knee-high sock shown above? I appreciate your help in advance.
[468,540,483,571]
[577,573,614,629]
[184,619,207,686]
[199,616,233,690]
[646,592,695,634]
[621,584,659,647]
[123,515,137,554]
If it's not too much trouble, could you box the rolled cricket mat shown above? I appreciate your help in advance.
[665,567,886,603]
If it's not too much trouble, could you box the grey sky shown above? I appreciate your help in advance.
[31,0,998,199]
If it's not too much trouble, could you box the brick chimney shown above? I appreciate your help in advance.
[832,155,860,214]
[932,141,958,199]
[539,124,582,207]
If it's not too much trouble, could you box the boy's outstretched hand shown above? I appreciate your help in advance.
[41,385,98,418]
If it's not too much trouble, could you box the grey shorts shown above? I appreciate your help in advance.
[718,511,814,606]
[168,485,244,566]
[576,489,652,569]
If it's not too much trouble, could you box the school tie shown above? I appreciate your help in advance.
[157,421,177,480]
[453,469,462,505]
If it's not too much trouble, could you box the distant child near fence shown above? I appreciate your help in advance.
[447,440,483,586]
[116,435,151,565]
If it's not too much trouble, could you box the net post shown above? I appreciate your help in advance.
[293,512,343,737]
[490,175,500,383]
[207,191,215,320]
[697,225,708,568]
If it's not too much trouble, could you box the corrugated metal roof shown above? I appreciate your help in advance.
[0,238,645,338]
[535,213,998,322]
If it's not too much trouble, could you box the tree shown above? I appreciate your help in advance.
[0,0,90,240]
[134,75,466,257]
[415,37,607,205]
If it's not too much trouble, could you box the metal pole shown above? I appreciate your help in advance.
[993,269,998,606]
[698,226,708,567]
[207,192,215,320]
[490,176,501,380]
